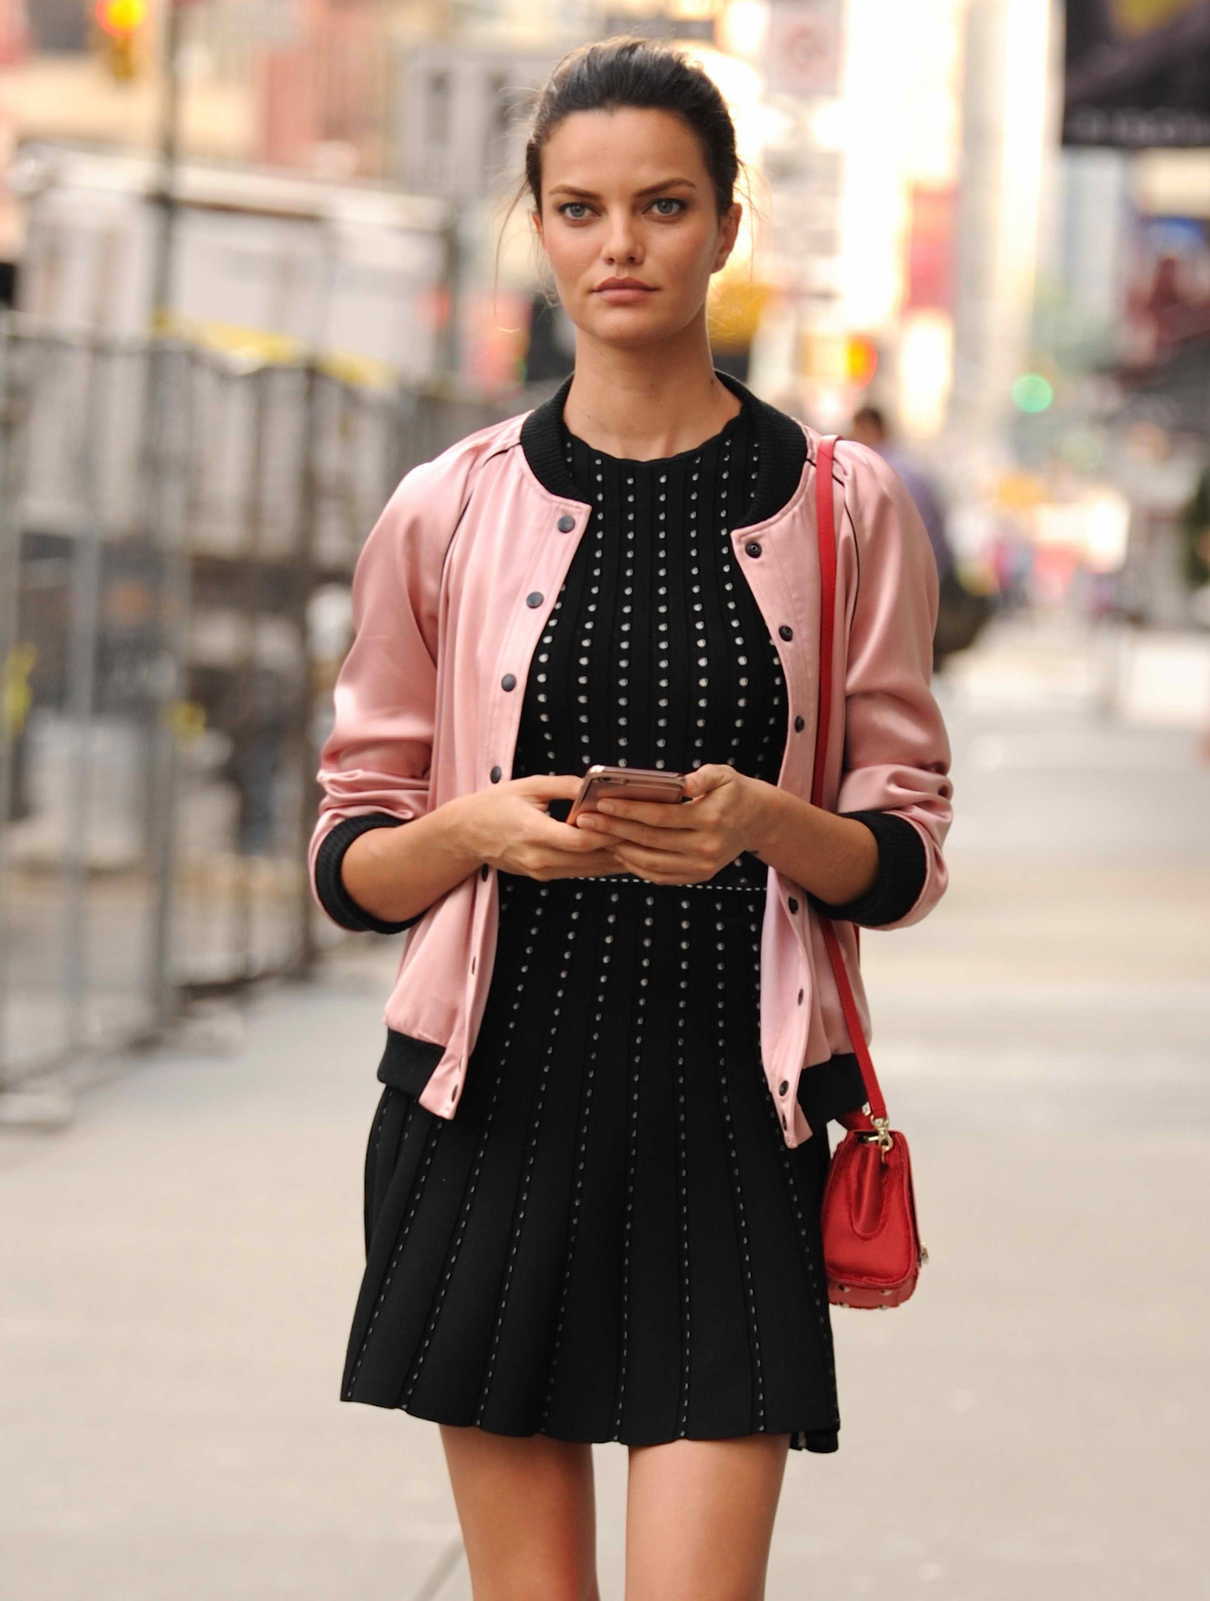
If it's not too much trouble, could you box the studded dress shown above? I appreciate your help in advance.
[332,370,927,1455]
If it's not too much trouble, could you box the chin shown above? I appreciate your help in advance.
[584,301,679,337]
[588,325,670,352]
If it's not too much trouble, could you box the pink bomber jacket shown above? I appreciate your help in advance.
[307,378,953,1150]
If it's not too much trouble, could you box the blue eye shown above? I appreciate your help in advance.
[555,197,687,220]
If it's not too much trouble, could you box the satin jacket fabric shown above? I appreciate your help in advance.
[307,385,953,1149]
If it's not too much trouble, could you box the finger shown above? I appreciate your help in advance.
[517,774,594,799]
[568,820,617,849]
[541,816,614,851]
[681,762,730,798]
[543,848,626,875]
[580,813,697,853]
[608,837,701,877]
[594,796,689,826]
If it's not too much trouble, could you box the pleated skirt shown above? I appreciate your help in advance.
[339,868,842,1453]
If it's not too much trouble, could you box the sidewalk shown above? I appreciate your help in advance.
[2,665,1207,1599]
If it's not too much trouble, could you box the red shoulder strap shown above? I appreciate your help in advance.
[813,437,886,1131]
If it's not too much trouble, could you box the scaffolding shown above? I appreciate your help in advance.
[0,312,546,1106]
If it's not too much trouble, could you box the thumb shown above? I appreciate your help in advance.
[514,773,588,799]
[681,762,725,799]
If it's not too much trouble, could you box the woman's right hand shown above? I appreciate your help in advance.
[459,775,626,881]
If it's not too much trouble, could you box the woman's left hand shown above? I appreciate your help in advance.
[573,763,768,885]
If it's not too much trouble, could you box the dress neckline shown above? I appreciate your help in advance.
[518,366,808,526]
[559,391,750,469]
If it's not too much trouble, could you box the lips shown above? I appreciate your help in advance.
[595,281,655,292]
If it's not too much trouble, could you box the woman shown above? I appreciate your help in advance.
[308,36,953,1601]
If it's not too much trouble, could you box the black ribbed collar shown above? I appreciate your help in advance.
[520,366,808,526]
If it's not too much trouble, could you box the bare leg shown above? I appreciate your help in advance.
[624,1433,790,1601]
[438,1423,601,1601]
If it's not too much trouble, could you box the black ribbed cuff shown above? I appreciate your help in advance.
[796,1050,867,1133]
[313,813,427,933]
[806,810,927,928]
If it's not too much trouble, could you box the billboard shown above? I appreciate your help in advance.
[1062,0,1210,148]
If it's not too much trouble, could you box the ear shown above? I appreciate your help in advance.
[714,200,742,270]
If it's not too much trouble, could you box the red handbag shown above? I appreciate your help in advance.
[811,434,928,1309]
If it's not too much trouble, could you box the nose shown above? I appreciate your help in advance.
[603,208,642,266]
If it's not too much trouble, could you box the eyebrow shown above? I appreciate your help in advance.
[548,178,697,199]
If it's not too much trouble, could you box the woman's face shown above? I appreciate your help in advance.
[532,106,741,348]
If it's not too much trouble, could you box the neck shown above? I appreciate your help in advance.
[561,332,741,462]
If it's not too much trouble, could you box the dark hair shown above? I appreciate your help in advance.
[494,35,758,303]
[852,404,888,435]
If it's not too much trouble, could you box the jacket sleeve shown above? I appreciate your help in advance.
[806,440,953,932]
[307,462,442,934]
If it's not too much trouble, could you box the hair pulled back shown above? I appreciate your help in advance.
[494,35,756,302]
[525,35,742,218]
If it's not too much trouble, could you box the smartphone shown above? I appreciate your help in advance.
[566,763,686,827]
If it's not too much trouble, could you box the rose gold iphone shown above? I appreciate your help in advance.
[566,763,686,827]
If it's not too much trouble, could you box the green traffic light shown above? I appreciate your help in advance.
[1012,373,1054,413]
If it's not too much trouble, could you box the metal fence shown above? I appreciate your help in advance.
[0,311,549,1099]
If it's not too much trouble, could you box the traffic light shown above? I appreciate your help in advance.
[799,330,881,387]
[93,0,147,83]
[1011,373,1055,414]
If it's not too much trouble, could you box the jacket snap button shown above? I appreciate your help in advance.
[794,714,805,732]
[490,766,502,782]
[557,513,576,532]
[526,591,543,607]
[797,987,804,1004]
[779,624,793,641]
[501,673,516,690]
[480,863,489,879]
[788,895,799,913]
[778,1080,788,1095]
[744,540,762,557]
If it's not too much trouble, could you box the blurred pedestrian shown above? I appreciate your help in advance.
[849,404,956,585]
[1111,421,1202,628]
[1177,453,1210,762]
[309,34,953,1595]
[221,662,293,856]
[849,404,987,673]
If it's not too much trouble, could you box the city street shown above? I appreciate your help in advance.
[2,611,1207,1601]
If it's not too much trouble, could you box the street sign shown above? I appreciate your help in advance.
[764,0,844,99]
[238,0,300,47]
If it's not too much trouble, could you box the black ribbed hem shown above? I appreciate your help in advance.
[794,1426,840,1453]
[807,810,927,928]
[796,1050,867,1132]
[376,1026,445,1095]
[313,813,427,934]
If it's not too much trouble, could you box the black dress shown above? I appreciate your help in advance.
[334,373,892,1455]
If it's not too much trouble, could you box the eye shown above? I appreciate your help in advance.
[650,197,686,216]
[556,202,592,220]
